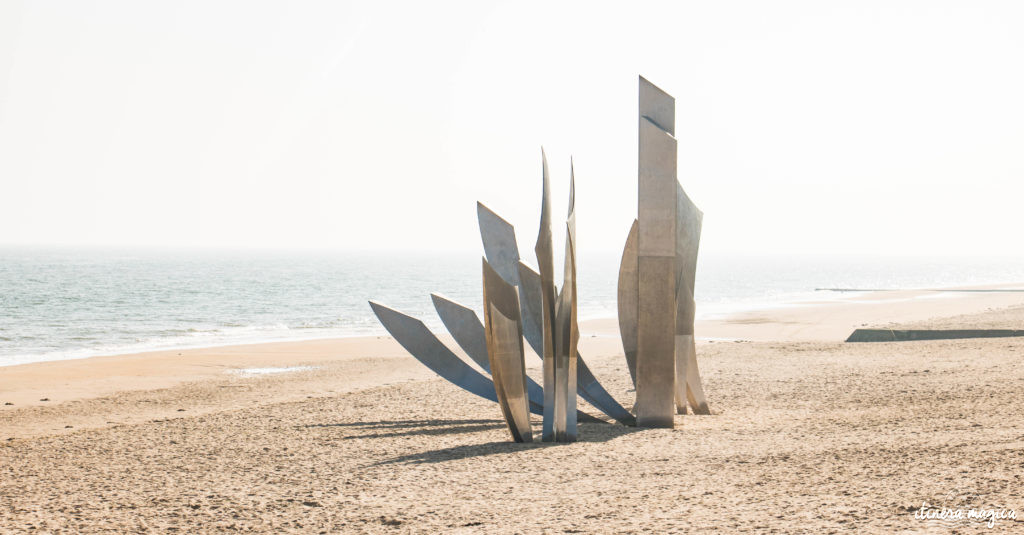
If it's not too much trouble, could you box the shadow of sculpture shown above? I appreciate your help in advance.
[369,421,645,466]
[302,418,507,440]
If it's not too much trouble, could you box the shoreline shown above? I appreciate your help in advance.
[3,282,1024,430]
[0,330,388,369]
[5,281,1024,369]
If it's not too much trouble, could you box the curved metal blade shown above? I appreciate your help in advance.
[575,361,635,426]
[675,181,709,415]
[681,334,710,415]
[635,77,679,428]
[477,202,521,286]
[535,148,558,440]
[369,301,499,404]
[477,202,543,356]
[429,293,491,373]
[482,259,533,442]
[516,263,545,357]
[675,182,703,302]
[617,219,639,388]
[557,162,579,441]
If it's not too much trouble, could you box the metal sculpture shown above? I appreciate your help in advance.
[369,157,606,442]
[633,76,679,428]
[619,76,710,427]
[368,75,710,441]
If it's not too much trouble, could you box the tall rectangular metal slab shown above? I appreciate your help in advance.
[636,77,678,428]
[635,255,676,427]
[637,118,678,258]
[640,76,675,136]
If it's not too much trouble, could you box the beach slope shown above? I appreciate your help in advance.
[2,288,1024,532]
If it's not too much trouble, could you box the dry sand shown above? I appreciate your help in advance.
[2,286,1024,533]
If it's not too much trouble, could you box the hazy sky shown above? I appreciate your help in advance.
[1,1,1022,256]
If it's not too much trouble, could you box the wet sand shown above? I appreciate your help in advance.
[2,286,1024,532]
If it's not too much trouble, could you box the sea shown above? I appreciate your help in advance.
[3,246,1024,367]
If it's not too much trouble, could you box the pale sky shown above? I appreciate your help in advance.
[1,1,1022,256]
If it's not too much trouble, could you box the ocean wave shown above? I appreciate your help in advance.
[0,327,366,367]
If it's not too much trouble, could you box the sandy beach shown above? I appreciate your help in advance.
[3,286,1024,532]
[7,2,1024,533]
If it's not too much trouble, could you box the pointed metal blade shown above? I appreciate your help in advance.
[369,301,498,404]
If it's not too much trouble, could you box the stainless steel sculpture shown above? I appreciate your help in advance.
[635,76,679,428]
[481,259,533,442]
[620,76,710,427]
[369,154,619,442]
[369,75,711,441]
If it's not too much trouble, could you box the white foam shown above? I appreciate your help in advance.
[228,366,316,377]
